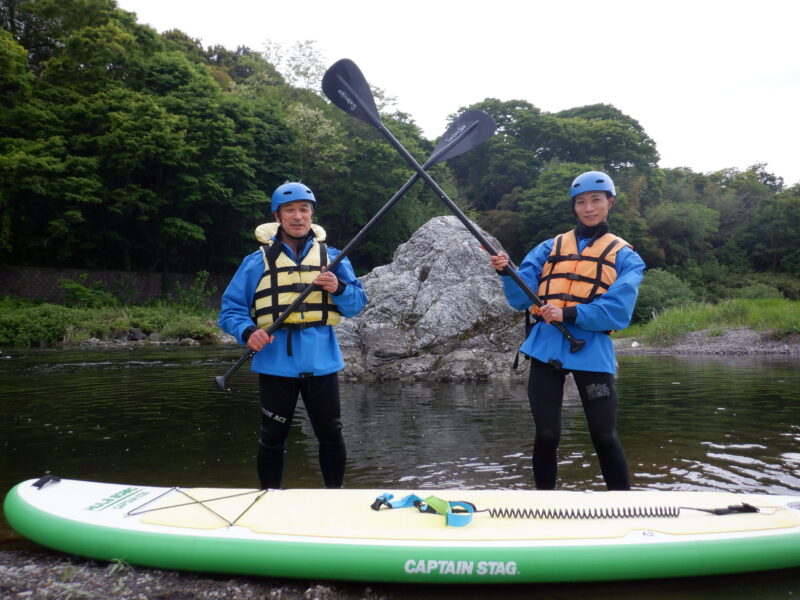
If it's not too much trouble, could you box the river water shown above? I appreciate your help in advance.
[1,346,799,597]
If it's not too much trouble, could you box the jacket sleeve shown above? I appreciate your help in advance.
[500,239,554,311]
[327,247,368,318]
[574,246,645,332]
[217,252,263,344]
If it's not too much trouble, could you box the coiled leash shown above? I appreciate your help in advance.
[370,492,760,527]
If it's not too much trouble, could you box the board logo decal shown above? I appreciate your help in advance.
[85,487,149,512]
[404,559,519,577]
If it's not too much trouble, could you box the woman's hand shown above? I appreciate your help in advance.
[488,251,510,272]
[539,304,564,324]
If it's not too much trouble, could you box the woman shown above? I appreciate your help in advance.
[489,171,644,490]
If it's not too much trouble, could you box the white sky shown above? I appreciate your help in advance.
[116,0,800,186]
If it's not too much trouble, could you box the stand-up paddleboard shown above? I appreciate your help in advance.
[4,476,800,583]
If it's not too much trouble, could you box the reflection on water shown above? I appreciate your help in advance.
[1,348,799,495]
[1,347,799,594]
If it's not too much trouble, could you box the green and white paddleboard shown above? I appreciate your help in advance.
[4,477,800,583]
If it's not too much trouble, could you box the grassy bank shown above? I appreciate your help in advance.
[621,298,800,346]
[4,295,799,350]
[0,297,221,347]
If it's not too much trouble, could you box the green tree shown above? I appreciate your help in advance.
[516,162,593,254]
[262,39,327,91]
[449,99,660,215]
[0,29,32,102]
[744,190,800,275]
[644,200,719,265]
[633,268,696,323]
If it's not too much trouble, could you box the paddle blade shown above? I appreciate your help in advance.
[426,109,497,167]
[322,59,381,128]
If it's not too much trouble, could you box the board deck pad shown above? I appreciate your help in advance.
[5,478,800,583]
[138,487,800,540]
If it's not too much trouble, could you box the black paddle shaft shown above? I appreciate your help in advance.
[322,59,585,353]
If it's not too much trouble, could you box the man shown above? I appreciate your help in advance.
[219,182,368,489]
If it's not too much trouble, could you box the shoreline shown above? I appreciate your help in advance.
[614,327,800,357]
[3,326,799,359]
[0,548,384,600]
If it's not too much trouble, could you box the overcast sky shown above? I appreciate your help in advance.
[115,0,800,186]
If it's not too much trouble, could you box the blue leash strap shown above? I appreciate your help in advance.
[444,500,475,527]
[370,493,475,527]
[370,493,424,511]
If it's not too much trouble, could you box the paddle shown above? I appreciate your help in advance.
[322,59,586,353]
[214,108,497,390]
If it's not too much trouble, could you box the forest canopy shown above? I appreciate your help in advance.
[2,0,799,305]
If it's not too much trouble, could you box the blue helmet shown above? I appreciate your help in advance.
[271,182,316,213]
[570,171,615,199]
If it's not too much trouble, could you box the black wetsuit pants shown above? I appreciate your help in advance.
[528,358,630,490]
[257,372,346,489]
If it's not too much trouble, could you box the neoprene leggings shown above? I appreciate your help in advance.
[257,372,346,489]
[528,358,630,490]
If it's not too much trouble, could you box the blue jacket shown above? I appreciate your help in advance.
[501,233,645,374]
[218,232,367,378]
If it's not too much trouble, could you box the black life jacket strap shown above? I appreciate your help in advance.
[264,242,284,323]
[319,241,329,325]
[588,238,622,300]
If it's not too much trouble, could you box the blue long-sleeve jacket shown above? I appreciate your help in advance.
[218,234,367,378]
[501,234,645,374]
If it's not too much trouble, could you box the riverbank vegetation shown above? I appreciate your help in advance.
[0,296,219,347]
[622,298,800,346]
[2,0,799,337]
[0,273,219,347]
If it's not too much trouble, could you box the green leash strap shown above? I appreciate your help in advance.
[421,495,475,527]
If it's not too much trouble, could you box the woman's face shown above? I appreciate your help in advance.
[574,191,614,227]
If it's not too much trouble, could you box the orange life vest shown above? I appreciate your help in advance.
[532,230,631,315]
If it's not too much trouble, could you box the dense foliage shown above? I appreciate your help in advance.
[0,0,445,275]
[2,0,799,314]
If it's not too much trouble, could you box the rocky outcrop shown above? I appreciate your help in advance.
[337,216,527,381]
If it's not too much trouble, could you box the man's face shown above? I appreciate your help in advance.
[275,200,314,238]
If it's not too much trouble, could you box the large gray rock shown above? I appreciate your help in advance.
[337,216,528,381]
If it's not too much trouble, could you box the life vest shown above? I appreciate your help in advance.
[252,222,341,330]
[532,229,631,316]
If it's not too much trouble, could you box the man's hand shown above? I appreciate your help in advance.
[314,266,339,293]
[247,329,274,351]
